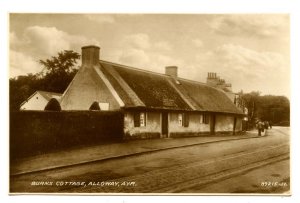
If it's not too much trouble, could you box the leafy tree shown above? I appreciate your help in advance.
[44,98,61,111]
[9,50,80,111]
[9,74,40,111]
[240,91,260,124]
[39,50,80,93]
[240,91,290,127]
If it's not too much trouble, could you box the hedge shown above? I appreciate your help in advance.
[10,111,124,159]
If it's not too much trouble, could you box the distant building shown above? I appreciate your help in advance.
[20,91,62,110]
[59,45,244,139]
[206,72,248,115]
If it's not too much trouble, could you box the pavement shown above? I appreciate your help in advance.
[10,130,260,176]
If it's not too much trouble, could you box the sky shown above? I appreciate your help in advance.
[9,14,290,98]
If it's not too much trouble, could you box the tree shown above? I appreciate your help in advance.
[39,50,80,75]
[39,50,80,93]
[89,101,101,111]
[240,91,260,124]
[44,98,61,111]
[9,50,80,111]
[240,91,290,127]
[9,74,40,111]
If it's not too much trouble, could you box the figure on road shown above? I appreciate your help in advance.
[257,120,264,136]
[264,121,269,136]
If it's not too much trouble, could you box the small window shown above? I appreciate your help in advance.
[178,113,183,126]
[99,102,109,110]
[179,113,189,127]
[183,113,189,127]
[134,112,146,127]
[140,112,146,127]
[199,114,203,123]
[36,97,38,99]
[203,113,210,124]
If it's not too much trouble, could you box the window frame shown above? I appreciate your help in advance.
[178,113,189,127]
[199,113,204,124]
[140,112,146,127]
[134,112,146,127]
[183,113,189,127]
[203,113,210,124]
[178,113,183,126]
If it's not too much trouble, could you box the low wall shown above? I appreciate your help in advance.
[10,111,124,159]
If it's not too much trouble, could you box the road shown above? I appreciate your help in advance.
[10,127,290,194]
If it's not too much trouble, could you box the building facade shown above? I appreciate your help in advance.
[20,91,62,111]
[60,45,244,139]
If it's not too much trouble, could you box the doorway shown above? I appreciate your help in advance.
[162,112,168,138]
[210,114,216,135]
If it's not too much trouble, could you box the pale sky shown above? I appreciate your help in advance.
[9,14,290,98]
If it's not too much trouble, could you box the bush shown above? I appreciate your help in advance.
[89,101,101,111]
[44,98,61,111]
[10,111,124,159]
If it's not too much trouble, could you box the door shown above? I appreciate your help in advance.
[233,117,237,135]
[162,113,168,138]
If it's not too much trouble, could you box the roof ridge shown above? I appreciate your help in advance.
[99,60,213,87]
[99,60,169,78]
[100,60,232,95]
[177,77,231,95]
[37,90,62,96]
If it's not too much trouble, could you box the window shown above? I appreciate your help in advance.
[183,113,189,127]
[178,113,183,126]
[134,112,146,127]
[140,112,146,127]
[200,114,203,123]
[203,113,210,124]
[99,102,109,110]
[178,113,189,127]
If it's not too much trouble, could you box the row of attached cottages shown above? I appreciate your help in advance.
[22,45,246,139]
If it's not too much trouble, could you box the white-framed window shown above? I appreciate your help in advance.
[199,113,203,123]
[140,112,146,127]
[178,113,183,126]
[178,113,189,127]
[99,102,109,111]
[134,112,146,127]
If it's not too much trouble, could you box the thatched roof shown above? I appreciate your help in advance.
[98,60,243,115]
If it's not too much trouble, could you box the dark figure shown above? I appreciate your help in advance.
[264,121,269,130]
[269,121,273,129]
[257,121,264,136]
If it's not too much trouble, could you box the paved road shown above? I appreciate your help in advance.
[10,127,290,194]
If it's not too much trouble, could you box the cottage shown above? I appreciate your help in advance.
[20,91,62,110]
[60,45,244,139]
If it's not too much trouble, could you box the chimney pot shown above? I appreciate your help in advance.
[165,66,178,77]
[81,45,100,67]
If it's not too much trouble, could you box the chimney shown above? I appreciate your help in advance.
[165,66,178,77]
[208,72,212,79]
[81,45,100,67]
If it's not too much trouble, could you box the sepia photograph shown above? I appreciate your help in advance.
[9,13,290,195]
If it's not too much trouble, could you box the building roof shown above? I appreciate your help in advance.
[98,60,243,115]
[37,91,62,101]
[20,91,62,107]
